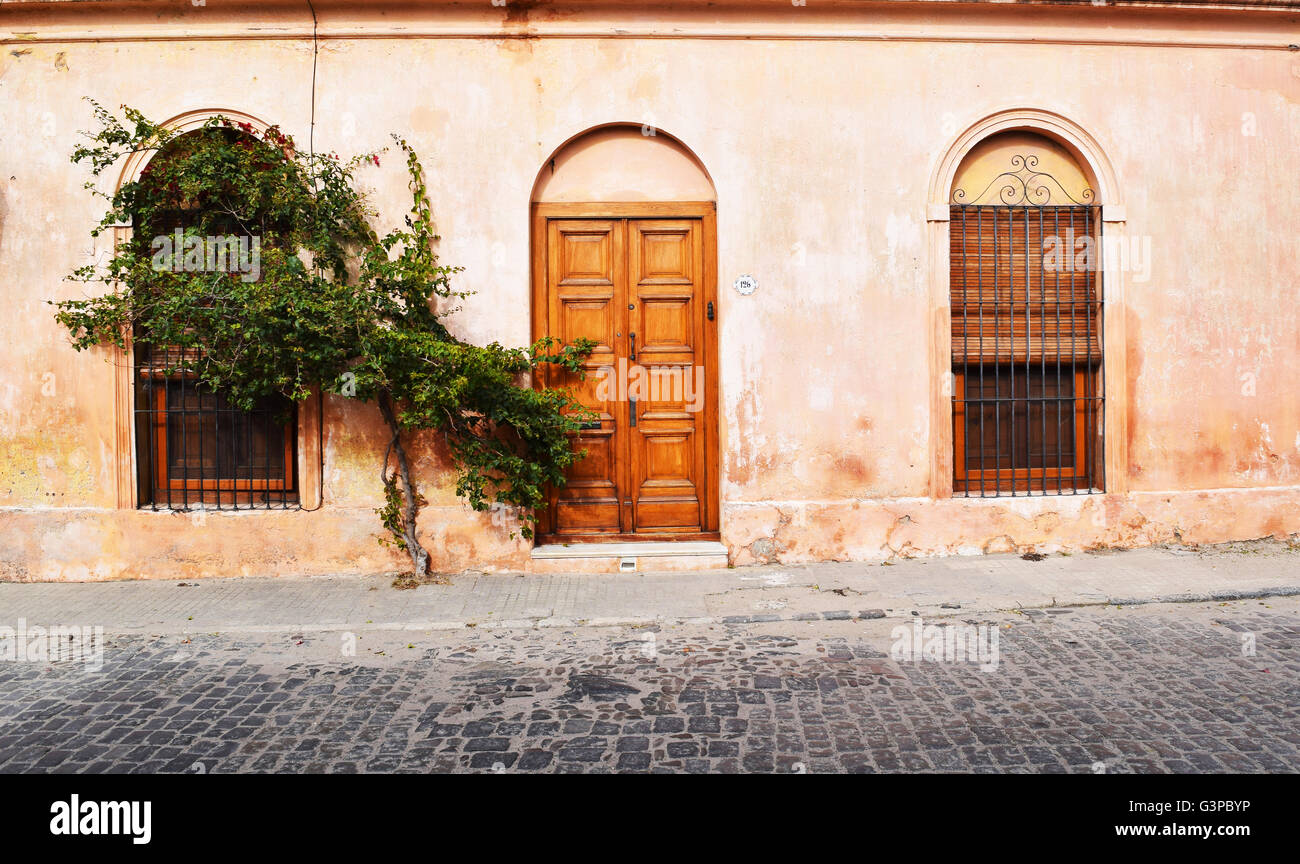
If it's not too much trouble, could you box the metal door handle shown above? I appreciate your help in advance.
[629,332,636,363]
[630,397,637,427]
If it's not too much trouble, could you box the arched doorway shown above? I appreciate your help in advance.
[530,125,719,542]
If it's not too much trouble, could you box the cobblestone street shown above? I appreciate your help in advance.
[1,597,1296,774]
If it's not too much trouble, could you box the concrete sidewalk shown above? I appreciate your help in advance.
[0,540,1297,636]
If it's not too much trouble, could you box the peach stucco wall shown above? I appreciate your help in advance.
[1,1,1297,579]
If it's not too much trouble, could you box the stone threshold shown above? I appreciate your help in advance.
[529,541,729,573]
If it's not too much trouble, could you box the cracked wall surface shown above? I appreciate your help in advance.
[722,490,1300,567]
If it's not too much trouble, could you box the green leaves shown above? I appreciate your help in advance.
[54,103,593,570]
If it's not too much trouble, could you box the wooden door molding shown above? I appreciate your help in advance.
[531,202,720,542]
[535,201,716,219]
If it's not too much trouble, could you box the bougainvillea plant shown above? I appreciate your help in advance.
[53,101,593,579]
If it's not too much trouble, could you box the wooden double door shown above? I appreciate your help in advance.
[532,203,719,542]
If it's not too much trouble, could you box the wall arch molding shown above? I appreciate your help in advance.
[113,108,277,197]
[104,107,320,510]
[927,107,1124,217]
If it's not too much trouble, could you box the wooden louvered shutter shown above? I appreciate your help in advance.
[949,206,1102,365]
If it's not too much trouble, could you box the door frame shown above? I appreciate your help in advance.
[530,200,721,542]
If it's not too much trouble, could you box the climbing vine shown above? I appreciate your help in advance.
[53,101,593,579]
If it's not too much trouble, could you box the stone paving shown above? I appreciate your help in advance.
[0,597,1296,773]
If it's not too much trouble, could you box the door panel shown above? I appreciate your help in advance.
[627,220,705,533]
[546,220,624,535]
[537,212,714,541]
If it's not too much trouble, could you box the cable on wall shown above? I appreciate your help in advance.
[301,0,326,512]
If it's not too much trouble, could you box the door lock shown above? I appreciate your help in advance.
[707,301,715,321]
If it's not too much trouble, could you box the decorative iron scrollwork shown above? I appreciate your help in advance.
[951,154,1094,206]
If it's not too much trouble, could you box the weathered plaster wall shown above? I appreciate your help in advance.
[1,1,1297,579]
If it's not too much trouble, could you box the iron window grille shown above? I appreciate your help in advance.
[950,157,1104,496]
[134,344,298,511]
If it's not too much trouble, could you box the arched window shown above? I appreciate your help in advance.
[133,126,296,509]
[950,132,1103,496]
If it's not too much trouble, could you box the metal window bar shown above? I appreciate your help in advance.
[1037,207,1047,493]
[994,207,1002,494]
[1096,207,1106,493]
[1074,208,1082,494]
[976,207,985,496]
[951,204,1104,497]
[1054,207,1062,494]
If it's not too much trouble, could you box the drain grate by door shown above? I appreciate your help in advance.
[618,557,637,573]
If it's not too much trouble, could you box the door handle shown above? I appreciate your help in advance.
[629,332,636,363]
[630,397,637,427]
